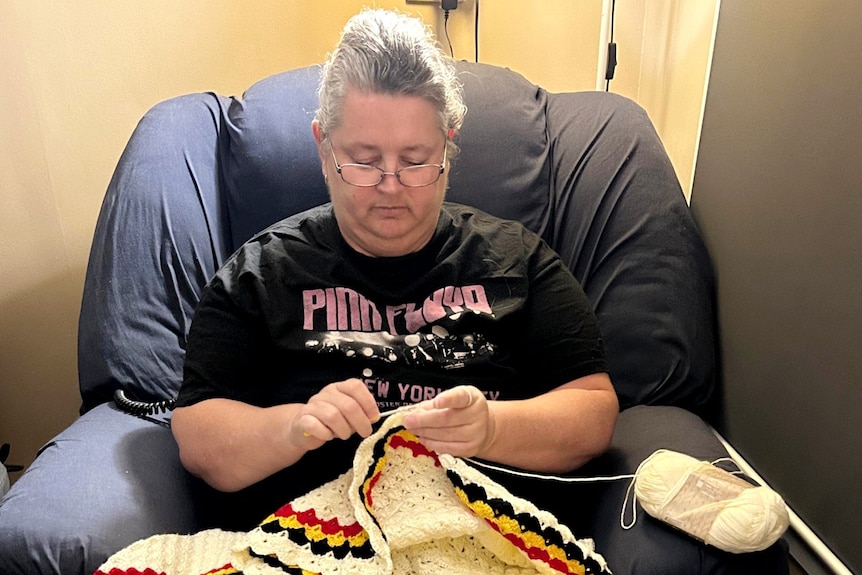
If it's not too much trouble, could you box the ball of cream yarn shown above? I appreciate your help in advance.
[634,449,789,553]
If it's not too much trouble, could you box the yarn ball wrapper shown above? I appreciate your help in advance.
[633,449,790,553]
[94,412,612,575]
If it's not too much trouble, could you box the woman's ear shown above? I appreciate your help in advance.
[312,119,323,144]
[311,120,326,164]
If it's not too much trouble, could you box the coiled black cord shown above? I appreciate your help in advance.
[114,389,175,428]
[114,389,175,415]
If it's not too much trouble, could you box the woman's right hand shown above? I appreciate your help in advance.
[290,378,381,450]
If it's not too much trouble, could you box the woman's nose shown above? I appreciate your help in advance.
[376,170,403,192]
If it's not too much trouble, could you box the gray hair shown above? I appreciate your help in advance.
[316,9,466,158]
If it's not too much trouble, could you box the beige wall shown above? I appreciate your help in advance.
[611,0,720,200]
[0,1,606,476]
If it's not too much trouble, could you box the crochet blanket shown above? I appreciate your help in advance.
[95,413,611,575]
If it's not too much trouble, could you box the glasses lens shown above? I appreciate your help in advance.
[340,165,382,187]
[398,165,442,187]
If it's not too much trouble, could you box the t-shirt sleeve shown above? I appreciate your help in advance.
[519,239,608,387]
[176,250,272,408]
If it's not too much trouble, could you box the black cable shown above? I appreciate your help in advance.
[114,389,174,428]
[609,0,616,45]
[605,0,617,91]
[475,0,480,62]
[444,10,454,58]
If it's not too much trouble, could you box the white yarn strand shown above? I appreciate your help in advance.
[465,458,636,483]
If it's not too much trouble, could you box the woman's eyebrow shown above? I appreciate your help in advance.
[341,142,437,155]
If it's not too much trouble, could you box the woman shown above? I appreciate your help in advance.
[171,8,618,528]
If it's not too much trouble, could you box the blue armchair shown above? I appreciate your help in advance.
[0,62,788,575]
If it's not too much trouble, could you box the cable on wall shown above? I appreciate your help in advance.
[605,0,618,91]
[474,0,480,62]
[435,0,478,62]
[441,0,457,57]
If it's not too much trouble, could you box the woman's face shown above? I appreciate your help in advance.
[313,89,449,258]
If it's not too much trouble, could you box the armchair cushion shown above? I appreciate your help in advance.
[77,93,231,413]
[446,62,552,235]
[546,92,718,414]
[221,65,329,250]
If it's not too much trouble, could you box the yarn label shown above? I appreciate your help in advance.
[659,466,752,542]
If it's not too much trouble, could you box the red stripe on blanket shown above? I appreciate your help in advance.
[93,569,166,575]
[273,503,365,538]
[495,528,579,575]
[201,564,239,575]
[364,430,441,509]
[388,433,440,464]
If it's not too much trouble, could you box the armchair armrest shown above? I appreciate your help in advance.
[583,406,789,575]
[0,404,202,575]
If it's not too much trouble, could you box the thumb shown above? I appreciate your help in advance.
[431,386,476,410]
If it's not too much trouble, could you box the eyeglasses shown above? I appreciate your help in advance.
[329,145,446,188]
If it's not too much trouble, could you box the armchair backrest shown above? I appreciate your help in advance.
[78,62,717,418]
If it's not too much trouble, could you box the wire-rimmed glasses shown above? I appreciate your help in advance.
[329,145,446,188]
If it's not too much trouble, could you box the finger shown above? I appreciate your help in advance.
[409,421,473,444]
[431,385,478,410]
[307,380,376,439]
[403,392,478,429]
[417,438,472,457]
[330,380,381,437]
[304,401,356,440]
[404,404,455,430]
[335,379,381,422]
[431,385,484,409]
[412,429,481,458]
[295,413,333,447]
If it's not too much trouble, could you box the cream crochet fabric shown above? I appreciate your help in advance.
[95,413,611,575]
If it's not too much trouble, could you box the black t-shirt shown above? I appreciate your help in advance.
[178,202,607,528]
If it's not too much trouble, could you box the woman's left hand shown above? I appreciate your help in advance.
[402,385,496,458]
